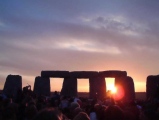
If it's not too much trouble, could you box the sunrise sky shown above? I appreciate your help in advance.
[1,0,159,92]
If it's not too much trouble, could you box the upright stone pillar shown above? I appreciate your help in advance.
[95,76,106,99]
[125,76,135,101]
[3,75,22,98]
[61,77,77,97]
[146,75,159,99]
[33,76,50,96]
[115,76,126,101]
[89,77,98,98]
[115,76,135,101]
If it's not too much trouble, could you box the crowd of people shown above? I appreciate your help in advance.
[0,86,159,120]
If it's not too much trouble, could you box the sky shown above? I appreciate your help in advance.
[1,0,159,92]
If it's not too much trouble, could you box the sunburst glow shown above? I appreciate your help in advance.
[112,85,125,101]
[111,86,117,94]
[105,78,115,92]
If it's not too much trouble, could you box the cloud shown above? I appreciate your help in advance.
[0,0,159,92]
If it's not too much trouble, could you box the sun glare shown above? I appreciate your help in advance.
[105,78,125,100]
[105,78,115,92]
[112,85,125,101]
[111,86,117,94]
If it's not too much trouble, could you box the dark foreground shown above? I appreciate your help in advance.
[76,92,146,100]
[0,89,158,120]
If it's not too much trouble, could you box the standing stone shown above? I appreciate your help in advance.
[123,76,135,101]
[61,77,77,97]
[115,76,135,101]
[39,70,131,100]
[146,75,159,99]
[89,77,99,99]
[89,76,106,99]
[33,76,50,96]
[3,75,22,98]
[95,76,106,99]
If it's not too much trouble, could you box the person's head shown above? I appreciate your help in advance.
[32,107,64,120]
[103,105,125,120]
[94,104,102,112]
[73,112,90,120]
[73,107,83,118]
[70,102,80,112]
[54,91,58,94]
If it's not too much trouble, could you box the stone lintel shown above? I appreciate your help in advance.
[41,71,70,78]
[99,70,127,78]
[70,71,98,78]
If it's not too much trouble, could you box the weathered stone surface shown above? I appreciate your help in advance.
[70,71,98,78]
[3,75,22,98]
[115,76,135,101]
[99,70,127,78]
[61,77,77,97]
[33,76,50,96]
[146,75,159,99]
[41,71,70,78]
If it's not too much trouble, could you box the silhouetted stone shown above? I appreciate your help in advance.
[41,71,70,78]
[3,75,22,98]
[89,77,99,98]
[115,76,135,101]
[125,76,135,101]
[33,76,50,96]
[95,76,106,99]
[61,77,77,97]
[32,70,134,100]
[70,71,98,78]
[146,75,159,99]
[99,70,127,78]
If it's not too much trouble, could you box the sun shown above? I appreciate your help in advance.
[107,84,116,93]
[106,85,117,98]
[111,86,117,94]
